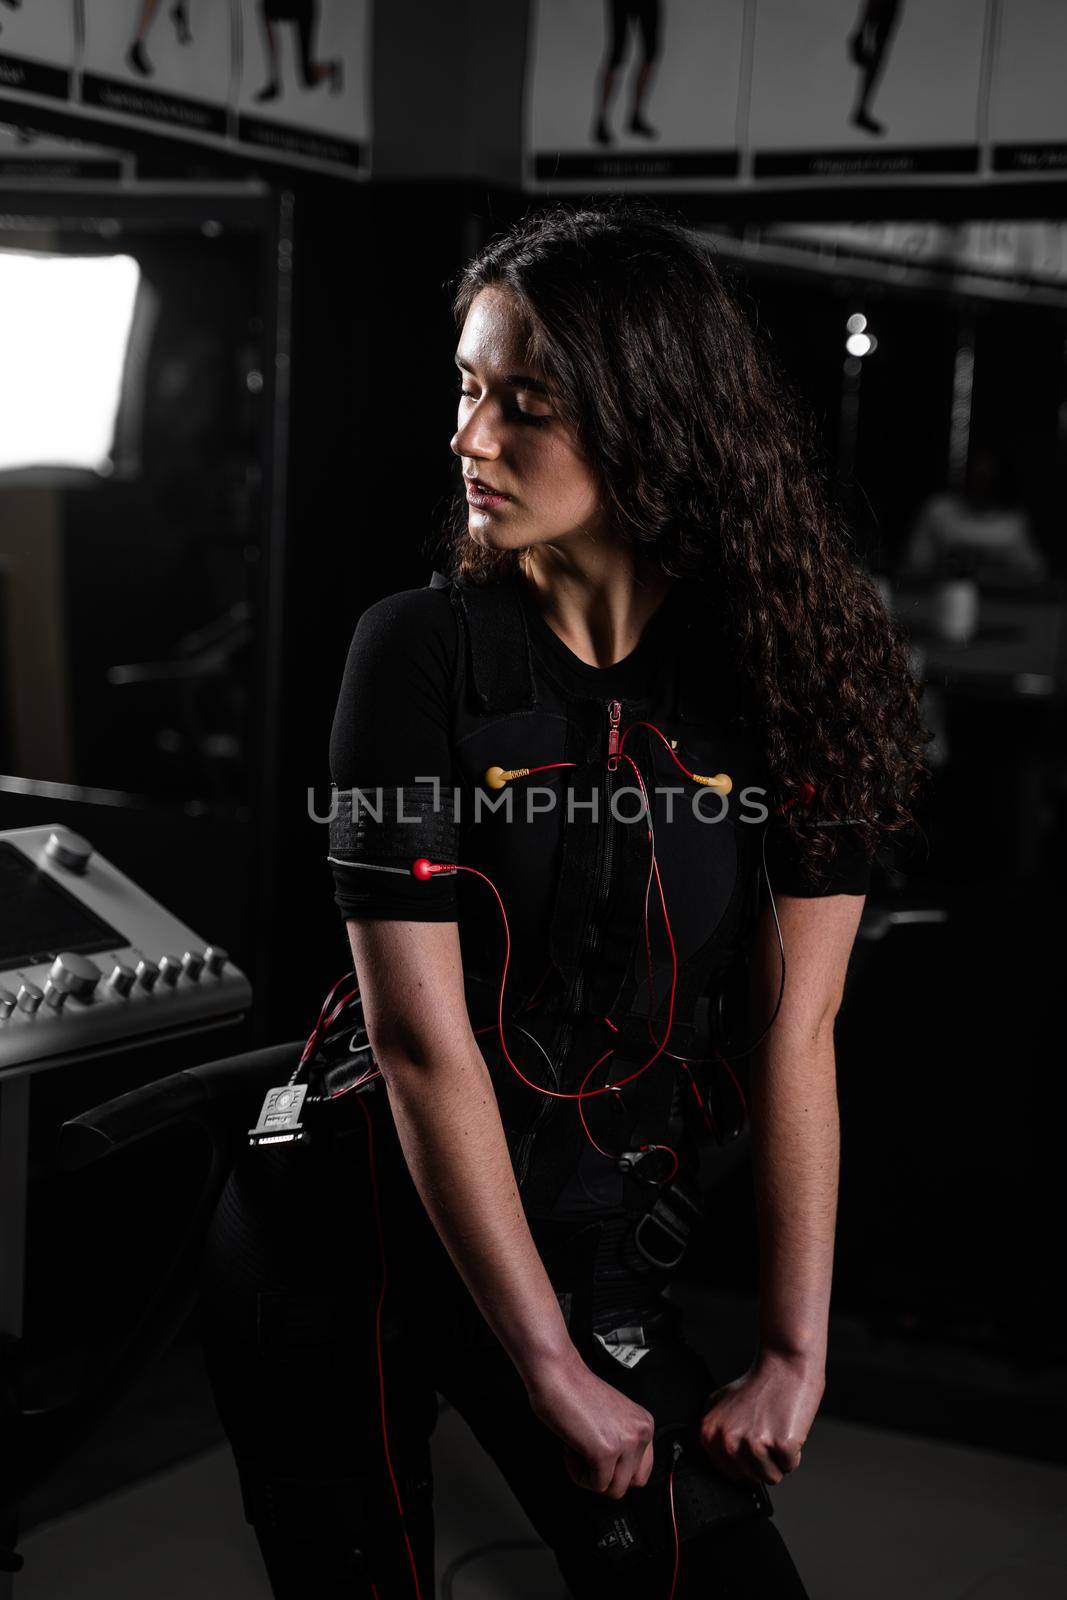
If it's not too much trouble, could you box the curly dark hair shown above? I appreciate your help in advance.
[445,199,931,880]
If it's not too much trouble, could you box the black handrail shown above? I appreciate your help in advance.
[3,1040,301,1511]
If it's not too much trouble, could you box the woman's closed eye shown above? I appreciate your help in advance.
[458,386,553,426]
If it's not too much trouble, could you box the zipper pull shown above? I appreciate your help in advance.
[606,699,621,771]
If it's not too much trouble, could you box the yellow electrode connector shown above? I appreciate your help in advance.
[484,765,531,790]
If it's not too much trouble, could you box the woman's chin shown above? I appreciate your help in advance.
[469,515,519,550]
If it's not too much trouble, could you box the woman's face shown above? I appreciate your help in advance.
[450,286,608,553]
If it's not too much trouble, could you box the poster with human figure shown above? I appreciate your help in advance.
[234,0,370,174]
[0,0,77,103]
[749,0,986,178]
[81,0,235,140]
[526,0,746,188]
[989,0,1067,178]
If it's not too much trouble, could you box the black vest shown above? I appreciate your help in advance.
[433,567,771,1224]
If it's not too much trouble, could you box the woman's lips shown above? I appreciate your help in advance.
[466,478,512,509]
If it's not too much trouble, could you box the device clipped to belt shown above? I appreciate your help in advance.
[248,980,379,1151]
[247,1082,311,1149]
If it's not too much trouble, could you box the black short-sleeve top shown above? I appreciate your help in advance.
[327,575,872,924]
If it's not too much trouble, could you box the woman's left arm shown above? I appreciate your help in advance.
[699,891,866,1486]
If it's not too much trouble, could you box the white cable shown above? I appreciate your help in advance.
[326,855,412,876]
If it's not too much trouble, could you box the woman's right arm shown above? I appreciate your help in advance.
[346,913,656,1500]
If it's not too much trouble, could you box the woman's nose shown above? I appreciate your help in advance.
[450,409,501,461]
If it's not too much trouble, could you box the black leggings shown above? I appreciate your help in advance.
[605,0,661,70]
[199,1105,811,1598]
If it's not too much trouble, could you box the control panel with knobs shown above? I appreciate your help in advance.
[0,825,252,1072]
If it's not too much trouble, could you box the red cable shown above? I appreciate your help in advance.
[448,735,684,1171]
[463,782,677,1083]
[667,1457,681,1600]
[451,865,616,1103]
[713,1046,748,1122]
[300,972,360,1067]
[576,1053,619,1158]
[680,1060,719,1139]
[639,1144,679,1185]
[519,761,574,778]
[328,1065,381,1100]
[356,1092,425,1600]
[614,754,681,1093]
[617,720,706,784]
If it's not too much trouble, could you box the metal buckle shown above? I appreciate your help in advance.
[633,1200,690,1270]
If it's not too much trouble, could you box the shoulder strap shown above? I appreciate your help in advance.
[443,572,539,713]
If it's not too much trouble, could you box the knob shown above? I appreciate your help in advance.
[109,962,136,999]
[45,830,93,875]
[0,987,16,1020]
[181,950,204,982]
[49,952,102,1002]
[157,955,182,987]
[203,945,228,978]
[43,980,68,1012]
[136,958,159,992]
[135,953,160,992]
[17,982,43,1015]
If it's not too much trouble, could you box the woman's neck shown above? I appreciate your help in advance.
[517,548,677,672]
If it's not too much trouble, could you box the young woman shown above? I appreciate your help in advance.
[200,200,928,1598]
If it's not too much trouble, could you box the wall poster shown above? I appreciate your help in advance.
[81,2,235,140]
[526,0,747,188]
[748,0,987,180]
[526,0,1061,191]
[989,0,1067,178]
[234,0,369,172]
[0,0,77,103]
[0,0,371,178]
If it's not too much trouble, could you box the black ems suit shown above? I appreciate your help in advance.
[199,567,870,1598]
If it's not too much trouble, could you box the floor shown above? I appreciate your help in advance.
[16,1397,1067,1600]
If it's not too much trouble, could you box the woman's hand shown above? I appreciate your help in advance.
[698,1348,825,1486]
[526,1349,656,1499]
